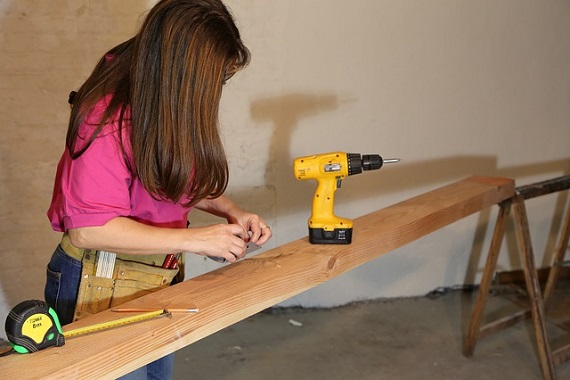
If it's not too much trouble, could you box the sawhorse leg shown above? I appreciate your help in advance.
[513,195,556,379]
[464,200,512,356]
[543,202,570,305]
[543,201,570,366]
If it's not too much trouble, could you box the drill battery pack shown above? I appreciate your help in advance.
[309,227,353,244]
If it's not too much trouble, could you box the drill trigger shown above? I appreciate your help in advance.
[336,179,342,189]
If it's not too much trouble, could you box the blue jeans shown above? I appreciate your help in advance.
[45,245,174,379]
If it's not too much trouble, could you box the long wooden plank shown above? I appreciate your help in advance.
[0,176,514,379]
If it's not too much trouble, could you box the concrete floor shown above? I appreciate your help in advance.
[174,285,570,380]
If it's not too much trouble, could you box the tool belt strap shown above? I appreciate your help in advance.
[60,232,169,267]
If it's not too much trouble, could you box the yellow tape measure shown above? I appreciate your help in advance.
[63,308,166,338]
[4,300,168,354]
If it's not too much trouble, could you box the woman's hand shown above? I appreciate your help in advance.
[185,223,249,263]
[195,196,273,247]
[225,208,272,246]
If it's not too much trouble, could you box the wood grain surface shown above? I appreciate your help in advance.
[0,176,515,379]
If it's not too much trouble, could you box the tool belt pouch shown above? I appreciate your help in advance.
[73,251,179,321]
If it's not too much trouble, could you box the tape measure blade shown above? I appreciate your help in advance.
[63,309,167,338]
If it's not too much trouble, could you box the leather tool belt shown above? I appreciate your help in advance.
[60,234,182,321]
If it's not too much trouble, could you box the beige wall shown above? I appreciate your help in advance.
[1,0,569,336]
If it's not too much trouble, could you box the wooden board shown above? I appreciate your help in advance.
[0,176,514,379]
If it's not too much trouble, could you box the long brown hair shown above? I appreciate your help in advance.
[67,0,250,206]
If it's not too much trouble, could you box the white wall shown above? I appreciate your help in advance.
[1,0,569,338]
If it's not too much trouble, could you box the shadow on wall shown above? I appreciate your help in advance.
[225,92,570,223]
[249,93,349,219]
[238,91,569,305]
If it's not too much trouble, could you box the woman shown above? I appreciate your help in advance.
[45,0,271,378]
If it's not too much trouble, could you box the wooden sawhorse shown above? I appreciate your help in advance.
[464,175,570,380]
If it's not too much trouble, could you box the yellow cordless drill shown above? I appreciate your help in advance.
[293,152,400,244]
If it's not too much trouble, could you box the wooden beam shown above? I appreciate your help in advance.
[0,176,514,379]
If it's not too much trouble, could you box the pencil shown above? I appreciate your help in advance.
[111,307,199,313]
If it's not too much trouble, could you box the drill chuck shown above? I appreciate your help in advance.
[347,153,384,175]
[362,154,383,171]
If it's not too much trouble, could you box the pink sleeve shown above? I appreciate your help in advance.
[48,97,135,231]
[59,127,132,230]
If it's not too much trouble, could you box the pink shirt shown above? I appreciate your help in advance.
[48,97,192,231]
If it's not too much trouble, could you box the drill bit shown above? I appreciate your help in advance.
[382,158,402,164]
